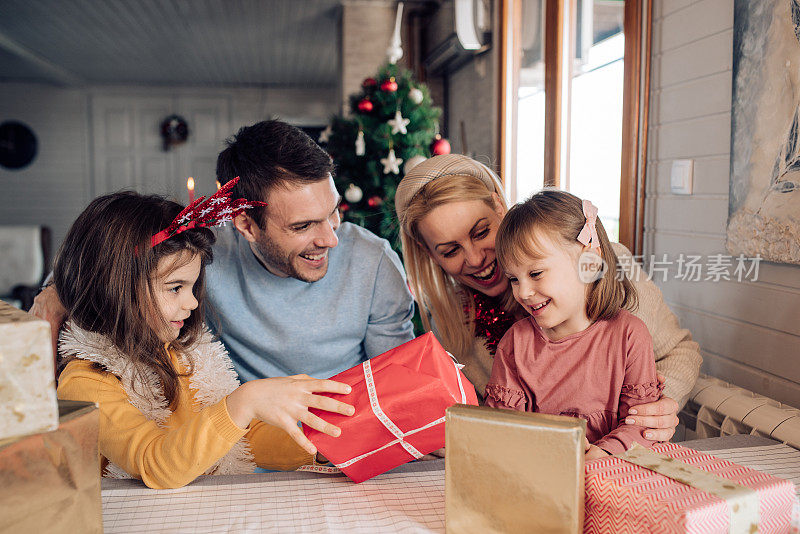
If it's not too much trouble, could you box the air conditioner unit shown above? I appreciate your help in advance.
[425,0,492,75]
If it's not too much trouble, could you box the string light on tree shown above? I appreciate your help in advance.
[380,148,402,175]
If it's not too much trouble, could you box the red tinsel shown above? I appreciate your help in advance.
[467,291,517,355]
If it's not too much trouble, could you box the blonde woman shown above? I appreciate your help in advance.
[395,154,701,441]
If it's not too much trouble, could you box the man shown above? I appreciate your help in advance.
[34,119,415,382]
[208,120,414,380]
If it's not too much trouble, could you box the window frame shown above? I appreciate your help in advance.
[498,0,653,253]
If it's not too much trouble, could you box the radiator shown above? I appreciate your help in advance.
[679,374,800,449]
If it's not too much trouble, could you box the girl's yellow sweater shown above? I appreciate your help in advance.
[57,350,313,489]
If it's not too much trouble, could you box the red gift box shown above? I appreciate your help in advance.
[303,332,478,483]
[584,442,798,533]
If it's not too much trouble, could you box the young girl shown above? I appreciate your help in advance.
[486,190,661,459]
[54,187,353,489]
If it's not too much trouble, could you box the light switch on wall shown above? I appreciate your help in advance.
[671,159,694,195]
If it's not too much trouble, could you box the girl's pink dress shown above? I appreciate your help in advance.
[485,310,662,454]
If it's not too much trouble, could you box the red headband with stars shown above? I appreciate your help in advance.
[151,176,266,247]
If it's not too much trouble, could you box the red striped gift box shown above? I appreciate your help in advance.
[584,442,797,533]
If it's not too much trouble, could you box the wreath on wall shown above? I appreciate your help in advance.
[160,114,189,151]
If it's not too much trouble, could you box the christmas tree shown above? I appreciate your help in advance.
[322,61,450,253]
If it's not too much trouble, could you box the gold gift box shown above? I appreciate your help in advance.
[0,400,102,534]
[445,405,586,534]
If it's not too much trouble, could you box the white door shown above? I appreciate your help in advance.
[91,93,231,203]
[91,95,172,197]
[174,95,231,201]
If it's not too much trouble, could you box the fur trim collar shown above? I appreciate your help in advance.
[59,322,255,477]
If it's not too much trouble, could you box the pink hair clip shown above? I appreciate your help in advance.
[576,199,601,252]
[151,176,266,247]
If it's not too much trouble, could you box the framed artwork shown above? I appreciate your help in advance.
[728,0,800,265]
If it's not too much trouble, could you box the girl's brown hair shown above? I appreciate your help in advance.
[495,189,637,321]
[54,192,215,408]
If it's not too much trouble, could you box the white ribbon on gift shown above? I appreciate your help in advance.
[338,356,467,469]
[299,354,467,475]
[618,444,760,533]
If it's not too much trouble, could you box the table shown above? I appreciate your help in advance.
[101,436,800,533]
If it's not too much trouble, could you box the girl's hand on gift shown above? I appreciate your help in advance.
[584,438,610,461]
[623,374,679,442]
[29,284,67,366]
[227,374,355,455]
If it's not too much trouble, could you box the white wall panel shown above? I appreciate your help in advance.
[673,305,800,380]
[659,30,732,87]
[660,277,800,337]
[649,0,800,407]
[651,156,730,195]
[651,195,729,234]
[659,0,695,18]
[0,82,337,256]
[0,83,89,252]
[660,0,733,52]
[655,113,730,159]
[658,72,731,124]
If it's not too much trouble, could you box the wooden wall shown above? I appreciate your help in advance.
[648,0,800,407]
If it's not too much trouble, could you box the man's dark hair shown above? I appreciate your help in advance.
[216,119,335,227]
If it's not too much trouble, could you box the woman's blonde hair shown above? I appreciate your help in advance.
[397,156,520,357]
[495,189,637,321]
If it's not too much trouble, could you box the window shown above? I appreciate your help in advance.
[500,0,651,251]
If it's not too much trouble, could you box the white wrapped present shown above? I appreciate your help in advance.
[0,301,58,441]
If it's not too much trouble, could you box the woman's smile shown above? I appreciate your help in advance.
[466,259,503,286]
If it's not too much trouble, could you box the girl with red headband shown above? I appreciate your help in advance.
[54,182,353,488]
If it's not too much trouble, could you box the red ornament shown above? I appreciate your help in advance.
[367,195,384,208]
[339,202,350,213]
[357,98,373,113]
[380,77,398,92]
[362,77,377,88]
[431,136,451,155]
